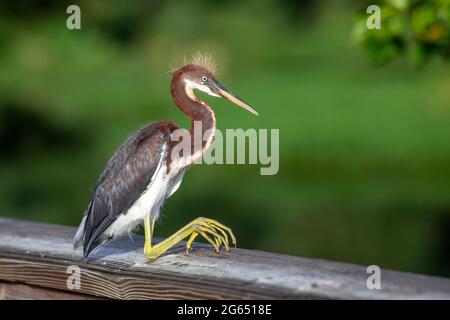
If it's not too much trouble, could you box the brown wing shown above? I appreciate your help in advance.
[76,120,178,256]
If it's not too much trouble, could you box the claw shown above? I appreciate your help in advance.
[198,226,222,250]
[208,224,230,252]
[198,230,220,253]
[186,232,198,255]
[199,225,228,250]
[183,217,236,255]
[204,218,237,247]
[144,216,236,261]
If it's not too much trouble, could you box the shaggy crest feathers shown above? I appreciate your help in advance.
[169,52,217,76]
[191,52,217,75]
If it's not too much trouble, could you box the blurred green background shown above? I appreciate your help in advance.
[1,0,450,277]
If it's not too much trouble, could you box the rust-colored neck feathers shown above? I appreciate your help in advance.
[170,64,216,165]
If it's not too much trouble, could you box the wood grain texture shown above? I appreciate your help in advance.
[0,282,99,300]
[0,217,450,299]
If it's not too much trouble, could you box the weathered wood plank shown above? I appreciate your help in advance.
[0,217,449,299]
[0,282,100,300]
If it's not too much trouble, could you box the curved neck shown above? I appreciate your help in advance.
[170,73,216,163]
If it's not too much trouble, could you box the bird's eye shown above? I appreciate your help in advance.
[201,76,208,82]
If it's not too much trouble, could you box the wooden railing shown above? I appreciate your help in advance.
[0,217,449,299]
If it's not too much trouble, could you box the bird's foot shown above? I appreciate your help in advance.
[185,217,236,255]
[143,217,236,260]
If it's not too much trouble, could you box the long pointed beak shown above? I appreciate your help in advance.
[212,80,259,116]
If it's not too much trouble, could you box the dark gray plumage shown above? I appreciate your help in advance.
[74,120,178,256]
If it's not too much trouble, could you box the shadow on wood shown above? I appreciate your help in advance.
[0,217,450,299]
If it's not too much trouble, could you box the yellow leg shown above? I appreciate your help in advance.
[144,216,236,260]
[143,214,155,254]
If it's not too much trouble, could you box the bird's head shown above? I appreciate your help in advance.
[171,53,259,116]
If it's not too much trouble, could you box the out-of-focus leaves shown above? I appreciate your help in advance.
[354,0,450,67]
[388,0,409,10]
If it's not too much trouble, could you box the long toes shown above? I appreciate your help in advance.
[206,220,236,247]
[197,226,224,251]
[208,224,230,251]
[186,232,198,255]
[196,229,220,253]
[196,223,225,245]
[193,218,237,252]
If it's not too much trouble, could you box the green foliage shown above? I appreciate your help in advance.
[354,0,450,66]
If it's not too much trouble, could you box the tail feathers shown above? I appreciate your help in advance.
[74,202,115,257]
[73,215,112,257]
[73,215,87,250]
[84,233,113,257]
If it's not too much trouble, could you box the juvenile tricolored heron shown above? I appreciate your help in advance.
[74,54,258,260]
